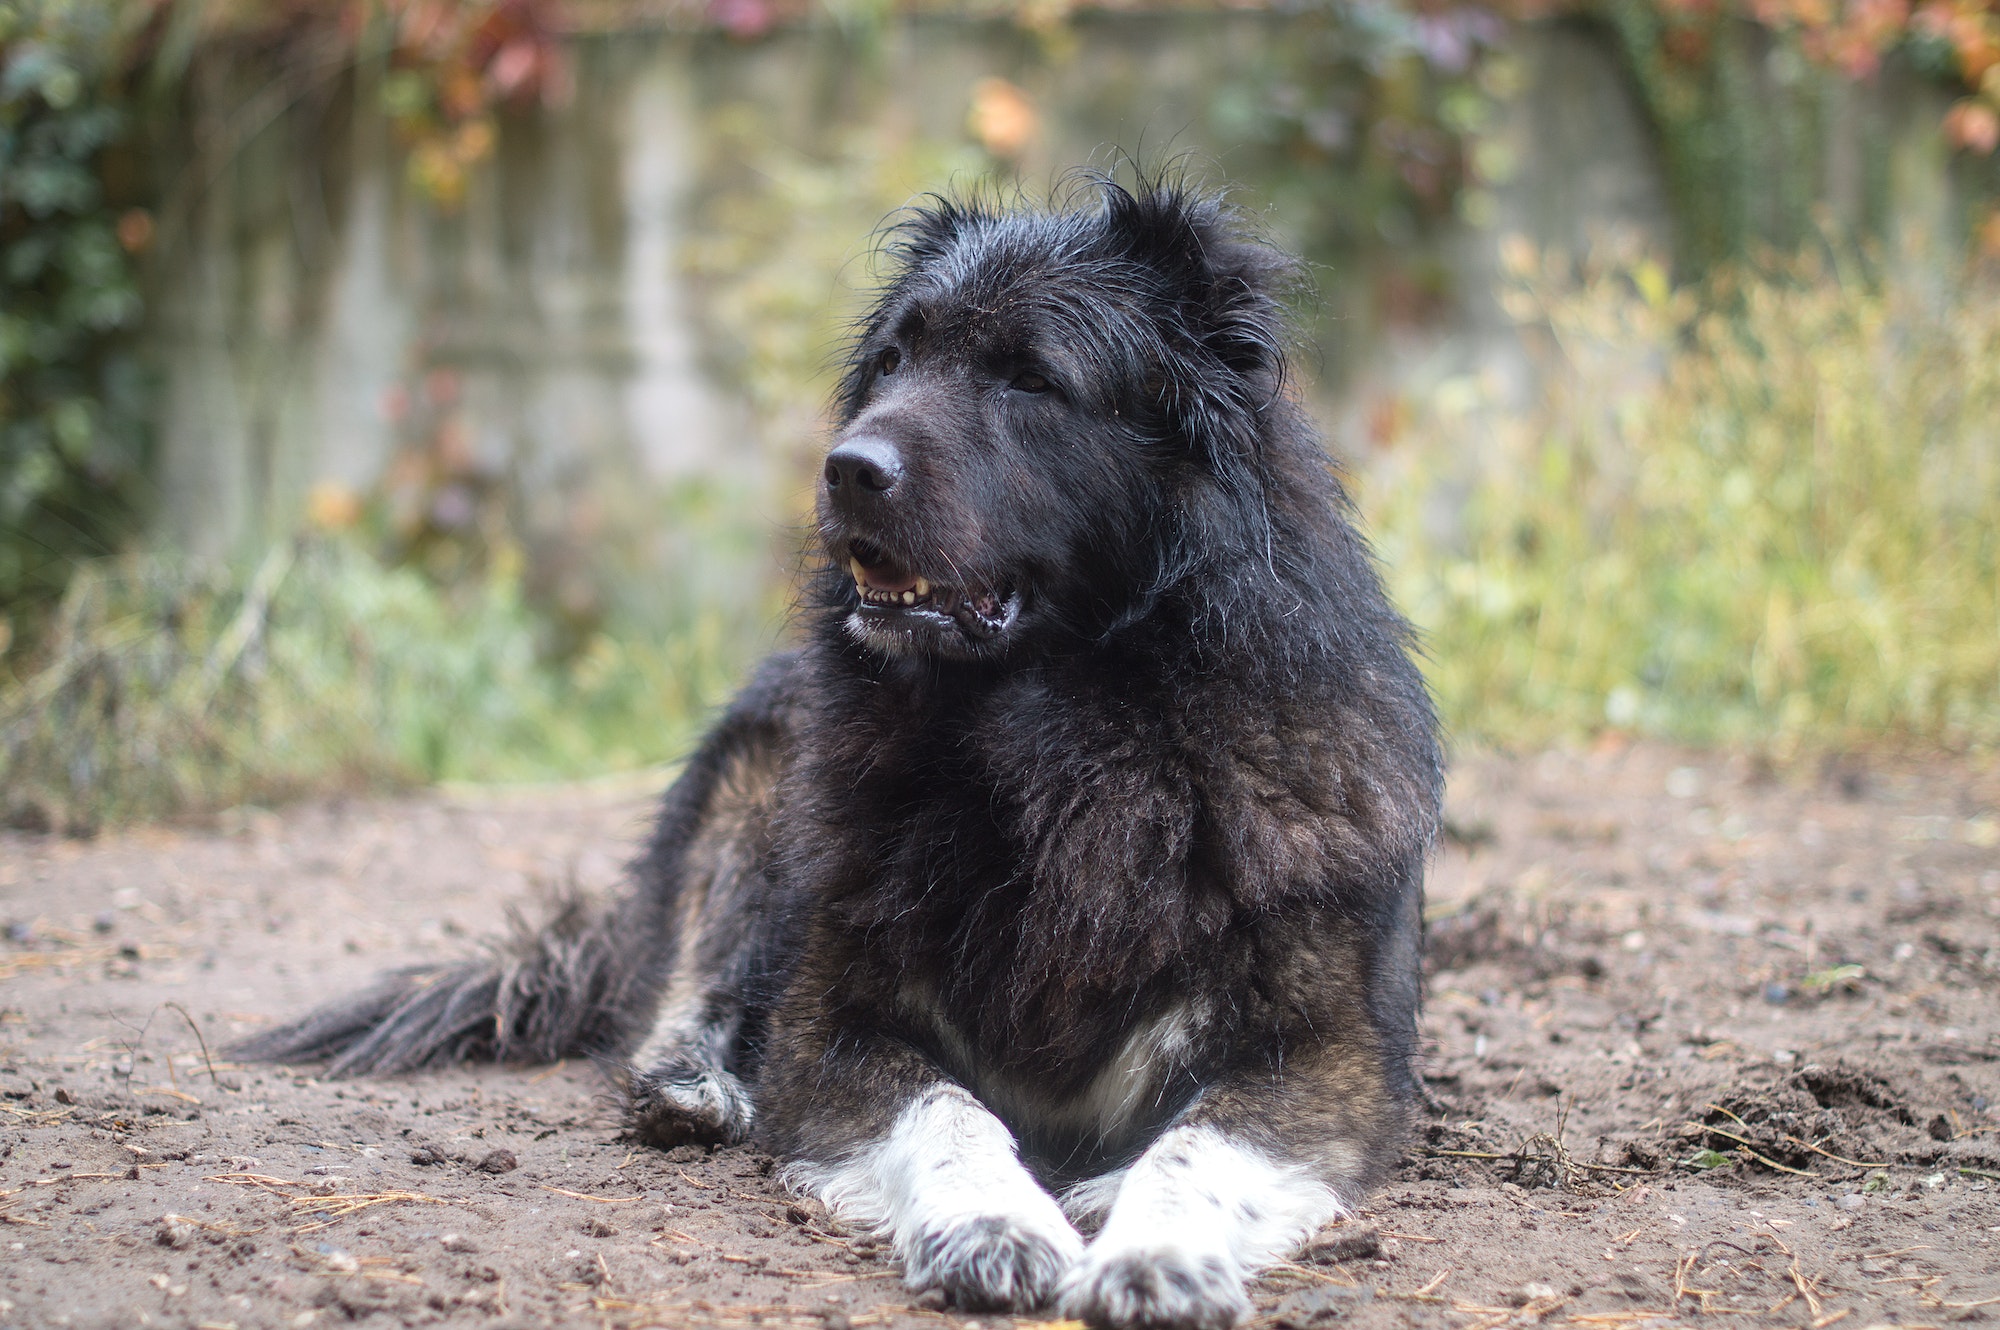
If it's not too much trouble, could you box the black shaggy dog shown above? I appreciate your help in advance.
[240,178,1443,1330]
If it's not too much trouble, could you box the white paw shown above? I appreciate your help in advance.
[903,1210,1084,1310]
[1059,1244,1249,1330]
[628,1061,753,1146]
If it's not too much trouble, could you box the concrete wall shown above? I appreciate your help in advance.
[145,17,1953,556]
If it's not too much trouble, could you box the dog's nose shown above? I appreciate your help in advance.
[824,437,903,497]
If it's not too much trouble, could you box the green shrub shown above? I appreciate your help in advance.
[0,0,154,627]
[1363,240,2000,750]
[0,521,777,831]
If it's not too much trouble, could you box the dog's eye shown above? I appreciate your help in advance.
[877,347,901,376]
[1010,371,1050,394]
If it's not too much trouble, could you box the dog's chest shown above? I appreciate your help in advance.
[899,978,1209,1162]
[827,770,1224,1059]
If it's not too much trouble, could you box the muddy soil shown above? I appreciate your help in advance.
[3,743,1997,1330]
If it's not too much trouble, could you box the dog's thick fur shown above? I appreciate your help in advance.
[238,178,1443,1330]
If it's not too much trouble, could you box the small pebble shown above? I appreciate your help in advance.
[316,1247,359,1274]
[439,1233,476,1253]
[1836,1193,1865,1211]
[476,1148,517,1174]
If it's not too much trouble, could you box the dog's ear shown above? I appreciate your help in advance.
[1101,182,1293,498]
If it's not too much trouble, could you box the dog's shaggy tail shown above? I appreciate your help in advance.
[231,893,655,1078]
[236,652,807,1082]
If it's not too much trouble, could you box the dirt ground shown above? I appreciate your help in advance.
[3,741,1997,1330]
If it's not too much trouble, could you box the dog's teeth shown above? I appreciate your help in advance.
[849,557,867,589]
[914,577,930,598]
[901,590,916,605]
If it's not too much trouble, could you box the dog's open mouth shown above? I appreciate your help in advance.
[847,539,1014,641]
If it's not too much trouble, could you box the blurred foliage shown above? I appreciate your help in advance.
[1362,241,2000,750]
[0,0,154,634]
[1200,0,1519,330]
[0,0,569,639]
[1602,0,2000,269]
[0,508,775,831]
[1755,0,2000,153]
[1212,3,1514,241]
[376,0,569,206]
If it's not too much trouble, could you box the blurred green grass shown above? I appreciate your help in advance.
[0,494,782,832]
[1362,240,2000,752]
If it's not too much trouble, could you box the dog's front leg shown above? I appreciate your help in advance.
[1059,1120,1345,1330]
[769,1053,1083,1310]
[1059,1036,1401,1330]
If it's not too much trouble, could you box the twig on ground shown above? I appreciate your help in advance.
[161,1001,224,1086]
[540,1186,642,1204]
[1783,1136,1886,1169]
[1687,1123,1818,1177]
[1266,1261,1361,1288]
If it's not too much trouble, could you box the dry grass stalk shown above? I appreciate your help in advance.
[208,1171,460,1232]
[0,1103,72,1126]
[1766,1231,1825,1318]
[540,1185,642,1203]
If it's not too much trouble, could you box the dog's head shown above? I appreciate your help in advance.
[814,178,1299,663]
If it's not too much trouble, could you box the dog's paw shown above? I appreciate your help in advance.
[627,1061,754,1147]
[904,1212,1083,1311]
[1058,1245,1249,1330]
